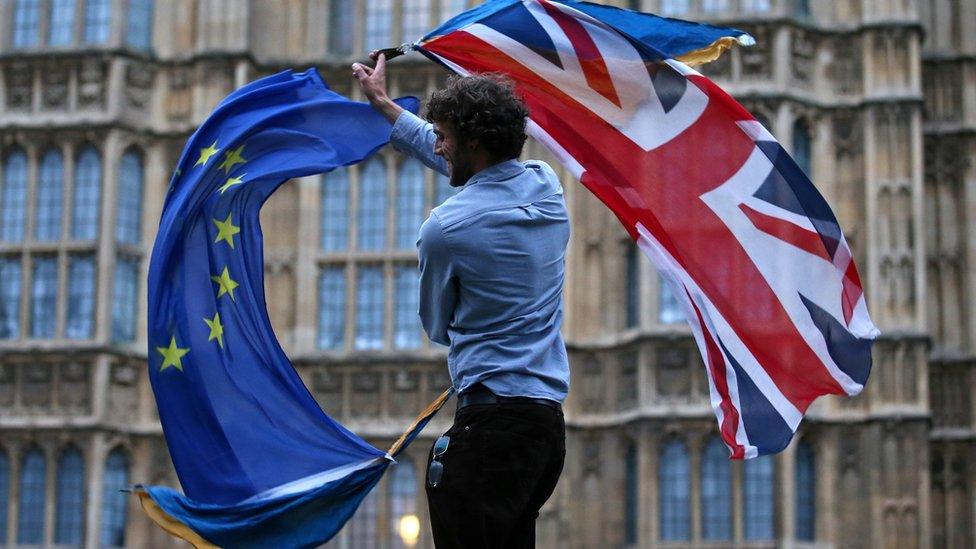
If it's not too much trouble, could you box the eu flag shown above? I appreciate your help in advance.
[137,69,439,548]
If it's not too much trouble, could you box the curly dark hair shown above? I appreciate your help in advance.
[424,74,530,162]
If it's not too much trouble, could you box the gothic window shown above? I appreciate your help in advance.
[117,149,144,245]
[73,147,101,239]
[434,173,457,206]
[126,0,153,49]
[0,450,8,542]
[743,455,776,539]
[84,0,111,44]
[402,0,429,43]
[31,256,58,338]
[355,265,384,349]
[321,168,350,251]
[394,265,420,349]
[624,442,638,545]
[625,244,639,328]
[36,149,64,241]
[795,441,816,540]
[397,159,425,249]
[317,266,346,349]
[358,158,387,250]
[348,482,379,546]
[658,273,684,324]
[2,149,29,242]
[701,0,730,12]
[701,438,733,540]
[659,439,690,540]
[111,256,139,342]
[12,0,40,48]
[388,459,418,547]
[48,0,76,46]
[328,0,354,56]
[364,0,392,53]
[54,446,85,545]
[18,447,46,544]
[101,449,129,547]
[793,119,812,178]
[66,254,96,339]
[0,257,22,338]
[660,0,690,16]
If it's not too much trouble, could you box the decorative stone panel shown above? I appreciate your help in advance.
[42,65,70,110]
[22,364,52,409]
[655,346,689,397]
[77,60,107,109]
[0,363,14,408]
[58,361,91,414]
[125,64,155,109]
[6,63,33,110]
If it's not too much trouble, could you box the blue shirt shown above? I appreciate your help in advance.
[391,111,571,402]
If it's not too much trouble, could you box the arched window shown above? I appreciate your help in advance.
[701,438,732,540]
[388,459,418,548]
[743,455,775,540]
[328,0,354,56]
[434,173,457,206]
[116,149,144,245]
[2,149,29,242]
[658,439,690,541]
[795,441,816,540]
[66,255,96,339]
[126,0,154,49]
[36,149,64,241]
[364,0,392,53]
[48,0,76,46]
[396,158,425,249]
[0,449,10,543]
[317,266,346,350]
[0,258,21,339]
[624,442,638,545]
[625,244,639,328]
[358,158,387,250]
[31,256,58,338]
[12,0,41,48]
[73,147,101,240]
[355,266,384,349]
[348,483,379,546]
[101,449,129,547]
[394,265,420,349]
[18,446,46,544]
[84,0,111,44]
[55,446,85,544]
[111,256,139,342]
[793,119,812,178]
[401,0,430,42]
[321,168,350,251]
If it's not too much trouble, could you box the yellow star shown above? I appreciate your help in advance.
[194,140,220,167]
[211,266,239,301]
[213,213,241,248]
[203,312,225,348]
[218,174,245,195]
[156,336,189,372]
[218,145,247,174]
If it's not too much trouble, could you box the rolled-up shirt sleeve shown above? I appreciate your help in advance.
[417,213,458,346]
[390,110,450,177]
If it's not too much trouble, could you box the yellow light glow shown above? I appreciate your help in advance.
[398,514,421,547]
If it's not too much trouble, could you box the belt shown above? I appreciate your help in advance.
[457,385,561,411]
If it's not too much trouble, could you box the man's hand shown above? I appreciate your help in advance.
[352,52,404,124]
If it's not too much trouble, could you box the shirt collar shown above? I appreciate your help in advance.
[465,159,525,187]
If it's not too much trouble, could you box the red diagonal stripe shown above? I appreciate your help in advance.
[739,203,832,261]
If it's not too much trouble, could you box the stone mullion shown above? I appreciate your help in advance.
[688,434,702,544]
[909,106,926,332]
[43,443,55,546]
[94,133,119,344]
[83,433,106,548]
[294,175,321,354]
[780,441,796,542]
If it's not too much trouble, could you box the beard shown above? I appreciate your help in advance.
[448,155,474,187]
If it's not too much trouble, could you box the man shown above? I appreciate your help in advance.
[353,53,570,548]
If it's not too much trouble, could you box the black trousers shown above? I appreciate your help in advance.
[424,402,566,549]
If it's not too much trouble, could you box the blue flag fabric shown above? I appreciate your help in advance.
[141,68,425,547]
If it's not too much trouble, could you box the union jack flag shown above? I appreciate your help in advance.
[414,0,879,458]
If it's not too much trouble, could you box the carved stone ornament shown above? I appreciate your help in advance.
[78,60,107,109]
[791,29,816,83]
[740,26,772,79]
[43,65,70,109]
[6,63,33,110]
[125,63,155,109]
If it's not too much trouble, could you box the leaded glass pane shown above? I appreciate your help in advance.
[388,459,417,548]
[321,169,349,251]
[348,481,379,545]
[624,443,638,545]
[793,119,812,177]
[439,0,466,22]
[396,159,425,249]
[660,0,690,15]
[31,256,58,338]
[364,0,392,53]
[12,0,40,48]
[328,0,353,56]
[355,266,384,349]
[744,455,775,539]
[66,255,96,339]
[659,440,690,541]
[742,0,772,12]
[84,0,111,44]
[401,0,429,42]
[17,447,45,544]
[658,273,684,324]
[358,159,387,250]
[701,0,730,11]
[0,257,22,338]
[117,150,144,245]
[73,147,101,240]
[795,441,816,540]
[701,438,732,540]
[394,265,419,349]
[55,447,85,544]
[2,150,29,242]
[0,451,8,543]
[36,150,64,241]
[48,0,76,46]
[625,244,639,328]
[111,256,139,342]
[126,0,153,49]
[100,450,128,547]
[318,266,346,350]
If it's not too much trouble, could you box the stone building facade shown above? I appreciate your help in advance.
[0,0,971,547]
